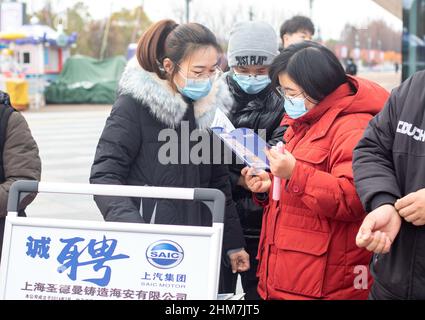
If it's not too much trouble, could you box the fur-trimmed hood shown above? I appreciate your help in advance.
[118,58,233,129]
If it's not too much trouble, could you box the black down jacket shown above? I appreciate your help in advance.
[90,59,245,253]
[353,70,425,299]
[224,73,287,238]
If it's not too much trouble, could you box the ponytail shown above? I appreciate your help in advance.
[137,19,178,79]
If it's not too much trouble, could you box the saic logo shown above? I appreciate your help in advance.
[146,240,184,269]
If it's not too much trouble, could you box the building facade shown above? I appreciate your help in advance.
[403,0,425,79]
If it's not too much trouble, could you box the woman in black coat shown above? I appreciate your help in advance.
[90,20,249,282]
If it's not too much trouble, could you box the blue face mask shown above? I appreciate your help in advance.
[284,96,308,119]
[232,73,271,95]
[177,77,212,101]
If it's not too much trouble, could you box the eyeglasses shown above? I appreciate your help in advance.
[276,86,306,105]
[178,65,223,82]
[233,72,267,80]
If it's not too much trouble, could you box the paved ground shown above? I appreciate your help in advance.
[22,104,111,221]
[358,71,402,91]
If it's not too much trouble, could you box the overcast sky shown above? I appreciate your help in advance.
[22,0,402,40]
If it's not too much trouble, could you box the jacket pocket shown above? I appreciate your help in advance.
[273,226,330,298]
[293,147,329,167]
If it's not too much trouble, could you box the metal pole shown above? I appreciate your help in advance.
[309,0,314,18]
[367,36,372,68]
[354,32,360,62]
[100,2,113,60]
[408,0,418,77]
[185,0,191,23]
[131,1,144,43]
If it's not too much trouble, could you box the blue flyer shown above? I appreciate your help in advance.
[212,127,270,171]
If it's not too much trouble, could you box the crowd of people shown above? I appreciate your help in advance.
[1,14,424,300]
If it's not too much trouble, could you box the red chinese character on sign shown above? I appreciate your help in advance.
[84,286,97,296]
[72,285,83,295]
[122,289,135,299]
[176,293,187,300]
[21,282,33,291]
[59,285,71,294]
[34,283,46,292]
[162,292,175,300]
[149,291,160,300]
[136,290,148,300]
[110,288,121,298]
[46,284,57,293]
[97,288,109,297]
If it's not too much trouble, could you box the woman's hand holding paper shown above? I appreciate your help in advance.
[241,167,271,193]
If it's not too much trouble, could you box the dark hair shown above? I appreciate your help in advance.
[269,41,348,102]
[137,19,221,82]
[279,15,315,39]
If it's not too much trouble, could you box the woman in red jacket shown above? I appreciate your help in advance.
[242,41,389,300]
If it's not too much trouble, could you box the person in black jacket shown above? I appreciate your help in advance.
[279,15,315,51]
[353,70,425,299]
[345,57,358,76]
[220,21,286,299]
[90,19,249,290]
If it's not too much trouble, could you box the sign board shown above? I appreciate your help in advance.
[0,216,223,300]
[0,3,26,33]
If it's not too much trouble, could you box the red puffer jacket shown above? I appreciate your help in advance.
[255,76,390,300]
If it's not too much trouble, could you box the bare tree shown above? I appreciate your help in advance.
[256,6,288,33]
[340,19,401,53]
[185,2,243,49]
